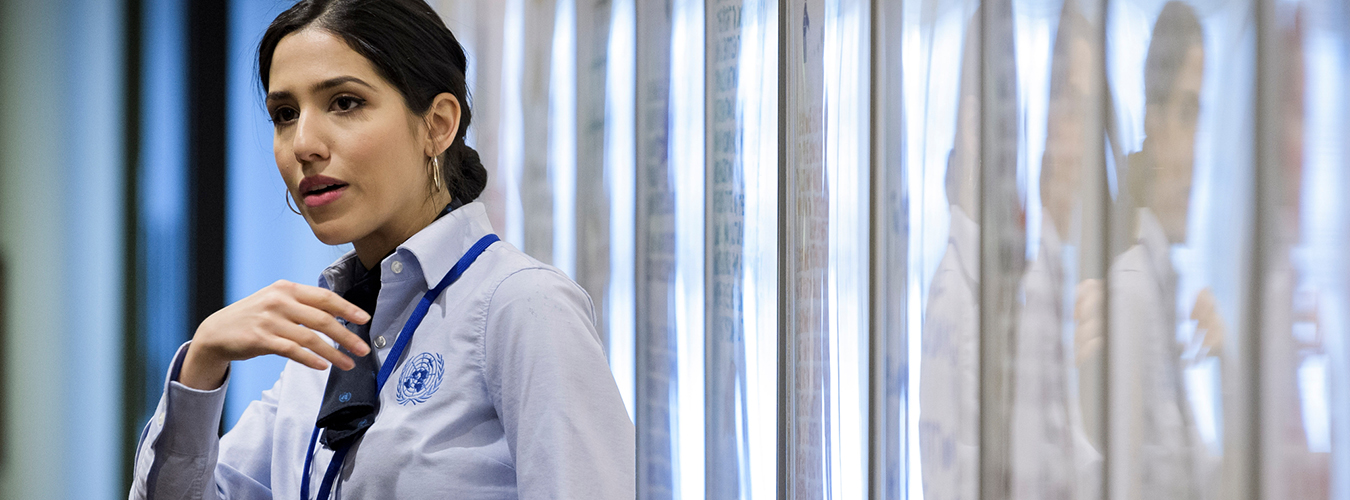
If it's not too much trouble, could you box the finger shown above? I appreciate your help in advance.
[266,336,331,371]
[1077,337,1104,365]
[285,305,371,357]
[277,323,357,371]
[1194,288,1216,310]
[1192,300,1214,321]
[1076,279,1103,298]
[1203,329,1223,349]
[1076,319,1103,339]
[1075,295,1102,321]
[284,282,372,325]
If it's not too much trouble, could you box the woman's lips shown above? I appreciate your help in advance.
[302,185,347,207]
[298,175,349,208]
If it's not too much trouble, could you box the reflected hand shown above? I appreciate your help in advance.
[1191,287,1226,355]
[1074,279,1105,365]
[1295,288,1323,350]
[179,280,372,391]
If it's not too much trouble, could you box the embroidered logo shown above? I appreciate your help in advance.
[396,352,444,405]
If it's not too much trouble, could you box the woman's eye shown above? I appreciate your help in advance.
[333,96,364,112]
[271,107,298,124]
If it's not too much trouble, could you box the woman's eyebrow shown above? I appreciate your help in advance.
[313,76,376,93]
[265,90,293,105]
[266,76,374,106]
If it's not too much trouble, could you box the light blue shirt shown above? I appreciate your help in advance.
[129,202,636,499]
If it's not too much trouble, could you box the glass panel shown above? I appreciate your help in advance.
[906,2,982,499]
[1259,1,1346,498]
[871,0,907,496]
[549,0,577,276]
[435,0,510,232]
[672,0,708,496]
[605,0,639,420]
[500,0,557,256]
[635,2,680,497]
[823,0,871,496]
[783,0,870,497]
[783,0,830,495]
[1005,1,1107,499]
[632,0,709,497]
[1104,1,1255,498]
[704,0,779,498]
[573,0,641,417]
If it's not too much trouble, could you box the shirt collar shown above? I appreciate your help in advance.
[1135,207,1172,280]
[1040,213,1064,257]
[318,202,496,292]
[399,201,495,290]
[949,205,979,279]
[1038,213,1066,280]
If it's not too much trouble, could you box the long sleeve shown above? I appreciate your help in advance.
[129,342,279,500]
[483,267,636,500]
[918,250,980,500]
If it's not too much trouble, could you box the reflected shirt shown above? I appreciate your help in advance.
[128,202,636,500]
[1107,208,1200,500]
[1009,216,1099,500]
[1261,237,1331,498]
[919,205,979,500]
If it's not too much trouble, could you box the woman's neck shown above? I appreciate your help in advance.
[351,197,451,269]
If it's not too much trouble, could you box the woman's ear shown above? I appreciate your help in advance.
[423,93,462,156]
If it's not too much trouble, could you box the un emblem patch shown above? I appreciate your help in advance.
[396,352,445,406]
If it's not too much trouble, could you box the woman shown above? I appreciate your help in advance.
[128,1,634,498]
[1104,3,1214,498]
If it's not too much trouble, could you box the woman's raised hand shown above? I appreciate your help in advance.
[179,279,372,391]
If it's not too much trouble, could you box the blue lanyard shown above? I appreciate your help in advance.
[301,234,499,500]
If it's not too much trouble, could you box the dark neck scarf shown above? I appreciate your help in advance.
[316,263,382,448]
[314,199,462,449]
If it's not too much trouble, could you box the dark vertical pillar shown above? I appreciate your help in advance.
[120,0,144,491]
[979,0,1022,499]
[0,253,7,470]
[187,0,229,331]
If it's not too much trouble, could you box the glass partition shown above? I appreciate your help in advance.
[870,0,907,496]
[635,3,681,497]
[705,0,779,498]
[1004,1,1108,500]
[1258,1,1348,498]
[903,2,983,499]
[782,0,871,497]
[1104,1,1256,498]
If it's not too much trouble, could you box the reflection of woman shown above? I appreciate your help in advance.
[129,1,634,498]
[1009,4,1096,499]
[1105,2,1211,499]
[919,11,981,500]
[1262,9,1330,497]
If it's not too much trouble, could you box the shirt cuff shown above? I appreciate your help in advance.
[158,341,230,455]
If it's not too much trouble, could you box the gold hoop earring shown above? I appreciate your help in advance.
[285,190,302,215]
[430,156,444,192]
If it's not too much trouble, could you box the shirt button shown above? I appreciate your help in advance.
[391,260,404,274]
[374,336,387,348]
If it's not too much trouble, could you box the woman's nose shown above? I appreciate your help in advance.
[292,111,329,163]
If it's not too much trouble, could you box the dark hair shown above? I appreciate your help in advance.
[258,0,487,204]
[1144,1,1204,107]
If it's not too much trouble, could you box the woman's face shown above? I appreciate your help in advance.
[266,28,442,257]
[1146,44,1204,244]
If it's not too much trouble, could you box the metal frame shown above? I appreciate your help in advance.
[1248,0,1276,498]
[775,3,791,499]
